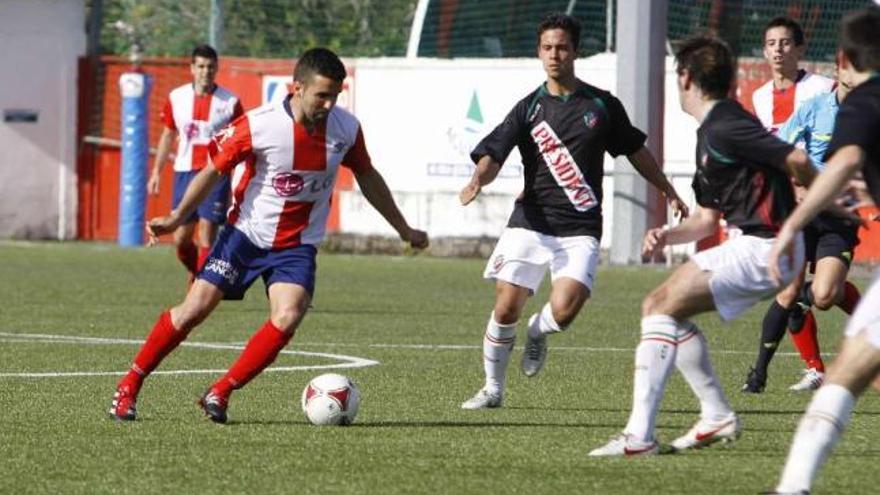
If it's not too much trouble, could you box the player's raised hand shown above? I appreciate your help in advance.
[641,227,668,258]
[767,228,796,287]
[403,228,429,250]
[459,181,481,206]
[145,215,180,246]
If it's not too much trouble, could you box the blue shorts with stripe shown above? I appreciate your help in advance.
[197,227,317,300]
[172,170,230,225]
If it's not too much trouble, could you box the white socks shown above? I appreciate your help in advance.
[674,321,734,422]
[527,303,562,338]
[483,312,517,392]
[776,384,856,493]
[625,315,679,443]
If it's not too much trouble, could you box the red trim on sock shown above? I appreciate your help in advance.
[212,320,293,397]
[123,311,188,395]
[838,281,861,315]
[176,242,198,274]
[789,310,825,372]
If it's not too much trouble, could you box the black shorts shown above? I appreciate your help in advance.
[804,213,860,268]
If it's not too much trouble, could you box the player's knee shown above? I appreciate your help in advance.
[811,284,838,311]
[493,304,520,326]
[641,289,666,317]
[271,306,307,334]
[169,304,207,331]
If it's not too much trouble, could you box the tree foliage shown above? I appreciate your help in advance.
[91,0,417,58]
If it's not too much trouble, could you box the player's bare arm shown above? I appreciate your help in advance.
[355,168,429,249]
[626,146,690,220]
[148,127,177,195]
[642,205,721,258]
[460,155,502,206]
[146,163,222,244]
[769,145,866,286]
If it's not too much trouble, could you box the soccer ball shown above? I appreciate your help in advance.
[301,373,360,426]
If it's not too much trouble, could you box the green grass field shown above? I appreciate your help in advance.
[1,242,878,494]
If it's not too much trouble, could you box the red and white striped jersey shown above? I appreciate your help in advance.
[207,96,373,250]
[751,70,834,134]
[161,84,244,172]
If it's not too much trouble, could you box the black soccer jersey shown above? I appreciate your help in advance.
[693,99,797,238]
[471,80,646,238]
[825,76,880,205]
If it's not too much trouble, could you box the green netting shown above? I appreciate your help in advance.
[667,0,874,62]
[417,0,609,58]
[89,0,876,61]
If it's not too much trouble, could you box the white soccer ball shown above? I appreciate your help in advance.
[301,373,360,426]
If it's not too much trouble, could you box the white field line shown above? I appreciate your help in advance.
[0,332,379,378]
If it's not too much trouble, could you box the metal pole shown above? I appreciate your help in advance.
[209,0,224,51]
[611,0,667,264]
[407,0,431,58]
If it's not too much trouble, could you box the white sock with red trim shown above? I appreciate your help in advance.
[674,321,733,422]
[776,384,855,493]
[483,312,517,393]
[527,303,562,338]
[624,314,679,443]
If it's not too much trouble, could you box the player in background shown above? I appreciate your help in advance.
[589,36,815,457]
[752,16,834,134]
[109,47,428,423]
[148,44,243,284]
[749,16,837,392]
[768,7,880,493]
[743,77,862,394]
[459,13,688,410]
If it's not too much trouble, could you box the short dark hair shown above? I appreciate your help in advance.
[675,37,736,100]
[293,47,347,83]
[763,16,805,46]
[191,44,218,62]
[536,13,581,51]
[839,6,880,73]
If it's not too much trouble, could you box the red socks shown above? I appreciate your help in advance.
[211,320,294,397]
[790,310,825,372]
[176,242,198,275]
[119,311,189,395]
[837,281,861,315]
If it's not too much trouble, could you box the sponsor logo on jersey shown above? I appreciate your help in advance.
[204,258,240,284]
[272,172,305,197]
[530,121,598,212]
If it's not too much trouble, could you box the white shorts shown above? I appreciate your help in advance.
[844,269,880,348]
[483,227,600,293]
[691,233,805,322]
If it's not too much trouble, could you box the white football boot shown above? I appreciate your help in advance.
[670,413,742,451]
[588,433,659,457]
[789,368,824,392]
[460,387,503,410]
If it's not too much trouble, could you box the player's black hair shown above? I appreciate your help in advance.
[536,13,581,51]
[839,6,880,72]
[191,44,218,62]
[293,48,347,83]
[763,16,805,47]
[674,37,736,100]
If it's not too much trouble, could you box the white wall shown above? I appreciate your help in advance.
[0,0,84,239]
[342,54,698,254]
